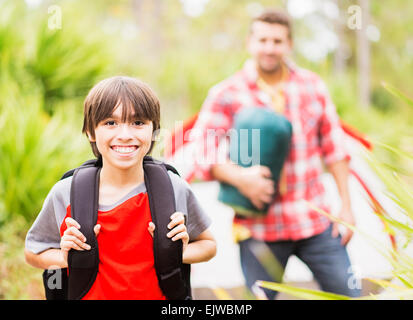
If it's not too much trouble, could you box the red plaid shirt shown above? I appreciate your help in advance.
[189,59,350,241]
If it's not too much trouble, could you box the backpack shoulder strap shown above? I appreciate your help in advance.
[143,156,191,300]
[43,159,101,300]
[60,159,101,180]
[66,161,101,300]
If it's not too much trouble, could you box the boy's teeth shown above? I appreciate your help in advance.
[113,146,137,153]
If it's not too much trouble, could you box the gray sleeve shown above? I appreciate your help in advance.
[25,177,72,254]
[168,171,212,241]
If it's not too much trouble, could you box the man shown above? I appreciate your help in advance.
[189,9,360,299]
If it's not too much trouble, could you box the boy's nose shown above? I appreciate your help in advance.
[117,124,134,139]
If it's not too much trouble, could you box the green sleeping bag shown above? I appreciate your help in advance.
[218,107,292,217]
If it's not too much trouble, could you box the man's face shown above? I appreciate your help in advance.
[247,21,292,74]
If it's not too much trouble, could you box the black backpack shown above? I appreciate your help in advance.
[42,156,192,300]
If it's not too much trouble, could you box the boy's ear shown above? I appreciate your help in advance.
[86,131,96,142]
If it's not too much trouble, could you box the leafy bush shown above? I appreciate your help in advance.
[0,216,44,299]
[0,1,108,225]
[0,87,91,224]
[27,20,110,115]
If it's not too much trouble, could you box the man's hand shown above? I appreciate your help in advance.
[235,165,275,210]
[60,217,101,267]
[327,159,354,246]
[147,212,189,254]
[211,161,275,211]
[332,207,355,246]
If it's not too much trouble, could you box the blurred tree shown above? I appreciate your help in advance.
[131,0,164,54]
[357,0,371,109]
[333,0,347,75]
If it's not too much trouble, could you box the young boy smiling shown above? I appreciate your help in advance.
[24,76,216,299]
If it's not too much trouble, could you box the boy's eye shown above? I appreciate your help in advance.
[105,120,116,126]
[133,120,144,126]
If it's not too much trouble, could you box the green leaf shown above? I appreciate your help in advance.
[381,82,413,108]
[257,281,350,300]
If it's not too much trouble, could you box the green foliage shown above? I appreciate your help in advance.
[0,1,108,224]
[155,50,246,120]
[326,75,413,177]
[27,20,110,115]
[0,216,44,299]
[0,87,91,224]
[258,281,351,300]
[371,86,396,112]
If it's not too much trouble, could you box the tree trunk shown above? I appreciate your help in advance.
[333,0,346,75]
[357,0,371,109]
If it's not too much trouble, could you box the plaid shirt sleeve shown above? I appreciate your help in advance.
[189,85,235,181]
[316,78,351,166]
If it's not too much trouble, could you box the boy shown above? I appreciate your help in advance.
[24,76,216,300]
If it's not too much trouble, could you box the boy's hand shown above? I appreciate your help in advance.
[147,222,156,237]
[167,212,189,253]
[60,217,101,267]
[147,212,189,254]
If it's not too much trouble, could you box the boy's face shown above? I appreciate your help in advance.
[88,104,153,171]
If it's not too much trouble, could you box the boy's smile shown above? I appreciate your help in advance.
[111,145,139,156]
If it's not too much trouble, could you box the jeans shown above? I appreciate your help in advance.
[238,223,362,300]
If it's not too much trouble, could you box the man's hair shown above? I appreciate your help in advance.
[82,76,160,158]
[250,9,293,39]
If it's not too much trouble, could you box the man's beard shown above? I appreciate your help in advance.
[258,59,282,75]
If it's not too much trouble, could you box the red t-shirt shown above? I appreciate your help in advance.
[60,192,166,300]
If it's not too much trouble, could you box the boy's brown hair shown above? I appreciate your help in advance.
[82,76,160,158]
[250,9,293,39]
